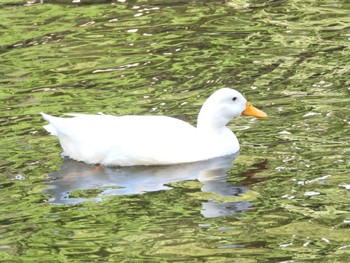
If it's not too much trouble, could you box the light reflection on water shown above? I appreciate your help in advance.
[45,153,253,218]
[1,0,350,261]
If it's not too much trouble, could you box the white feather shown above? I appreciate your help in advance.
[41,88,266,166]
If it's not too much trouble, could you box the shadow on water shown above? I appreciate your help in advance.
[45,152,255,218]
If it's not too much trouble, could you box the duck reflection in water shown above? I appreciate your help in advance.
[45,153,254,218]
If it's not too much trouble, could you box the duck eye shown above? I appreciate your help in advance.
[232,97,237,101]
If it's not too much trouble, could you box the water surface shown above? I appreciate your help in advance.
[1,0,350,261]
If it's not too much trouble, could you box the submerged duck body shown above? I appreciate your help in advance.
[41,88,267,166]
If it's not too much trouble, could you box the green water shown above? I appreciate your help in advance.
[1,0,350,261]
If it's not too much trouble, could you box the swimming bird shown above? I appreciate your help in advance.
[41,88,267,166]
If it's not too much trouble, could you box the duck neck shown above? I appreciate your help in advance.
[197,107,230,133]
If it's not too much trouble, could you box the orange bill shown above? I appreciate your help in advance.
[242,101,267,118]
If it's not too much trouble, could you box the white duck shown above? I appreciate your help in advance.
[41,88,267,166]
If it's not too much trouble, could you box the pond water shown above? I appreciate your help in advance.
[1,0,350,261]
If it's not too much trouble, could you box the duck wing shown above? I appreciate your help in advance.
[42,113,202,166]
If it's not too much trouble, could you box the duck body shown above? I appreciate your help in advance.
[42,114,238,166]
[42,88,267,166]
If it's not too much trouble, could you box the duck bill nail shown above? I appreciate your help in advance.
[242,101,267,118]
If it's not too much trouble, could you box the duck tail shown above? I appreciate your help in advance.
[40,112,58,136]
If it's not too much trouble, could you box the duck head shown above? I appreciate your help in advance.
[197,88,267,130]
